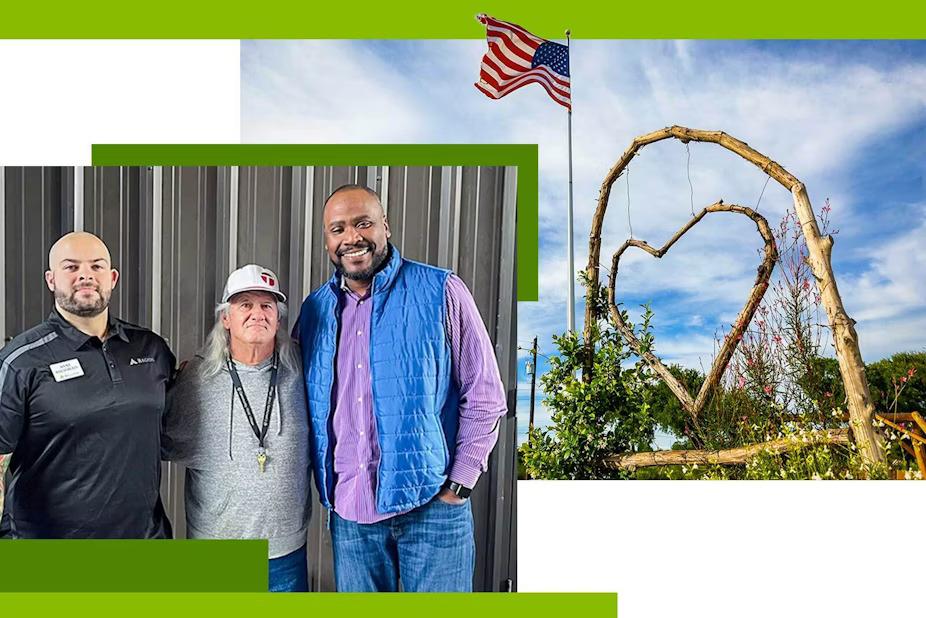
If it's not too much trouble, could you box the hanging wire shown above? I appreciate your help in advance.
[626,167,633,238]
[755,174,772,212]
[686,142,695,217]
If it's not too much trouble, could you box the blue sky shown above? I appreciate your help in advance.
[241,40,926,446]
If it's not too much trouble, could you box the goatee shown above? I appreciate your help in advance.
[332,242,391,282]
[55,286,110,318]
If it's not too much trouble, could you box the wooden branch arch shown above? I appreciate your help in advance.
[584,126,884,467]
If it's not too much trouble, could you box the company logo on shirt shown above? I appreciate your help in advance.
[129,357,156,366]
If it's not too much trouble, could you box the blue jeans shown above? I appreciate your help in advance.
[268,544,309,592]
[331,496,475,592]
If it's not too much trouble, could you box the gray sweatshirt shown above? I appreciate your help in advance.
[162,351,310,558]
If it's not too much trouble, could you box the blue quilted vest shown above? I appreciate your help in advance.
[297,245,459,514]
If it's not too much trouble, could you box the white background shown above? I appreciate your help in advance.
[0,41,239,163]
[521,481,924,616]
[2,40,923,617]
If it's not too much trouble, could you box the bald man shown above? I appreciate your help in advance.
[0,232,174,538]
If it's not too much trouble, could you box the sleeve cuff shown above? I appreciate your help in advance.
[448,460,483,489]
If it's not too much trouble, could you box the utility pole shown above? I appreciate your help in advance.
[527,336,538,435]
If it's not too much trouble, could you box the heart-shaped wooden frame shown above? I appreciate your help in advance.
[607,201,778,423]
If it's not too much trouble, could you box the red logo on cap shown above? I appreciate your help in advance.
[261,272,276,287]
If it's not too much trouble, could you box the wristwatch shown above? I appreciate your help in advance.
[443,480,472,500]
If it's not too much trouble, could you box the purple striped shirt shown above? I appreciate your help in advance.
[331,273,507,524]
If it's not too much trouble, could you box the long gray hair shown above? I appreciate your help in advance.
[198,300,299,379]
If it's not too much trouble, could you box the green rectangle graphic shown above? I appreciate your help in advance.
[2,1,924,38]
[0,540,268,591]
[0,592,617,617]
[91,144,539,301]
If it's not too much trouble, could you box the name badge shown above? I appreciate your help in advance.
[50,358,85,382]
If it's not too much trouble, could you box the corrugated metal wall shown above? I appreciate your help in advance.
[0,165,518,592]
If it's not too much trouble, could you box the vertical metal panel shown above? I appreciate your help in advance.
[214,167,236,296]
[136,167,155,329]
[228,167,239,272]
[287,167,306,324]
[59,167,75,234]
[379,166,389,212]
[73,166,84,232]
[151,167,163,333]
[3,168,66,338]
[437,166,455,270]
[302,167,314,299]
[492,167,519,591]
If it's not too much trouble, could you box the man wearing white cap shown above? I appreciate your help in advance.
[162,264,311,592]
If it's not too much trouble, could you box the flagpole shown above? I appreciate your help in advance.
[565,29,575,333]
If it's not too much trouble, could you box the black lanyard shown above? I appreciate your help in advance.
[226,351,279,449]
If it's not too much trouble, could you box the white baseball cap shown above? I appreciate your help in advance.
[222,264,286,303]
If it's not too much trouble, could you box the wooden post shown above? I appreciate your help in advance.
[528,336,538,435]
[584,126,884,467]
[790,183,884,466]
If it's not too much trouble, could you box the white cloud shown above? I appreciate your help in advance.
[241,41,429,143]
[841,212,926,321]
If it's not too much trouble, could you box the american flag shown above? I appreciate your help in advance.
[474,14,571,110]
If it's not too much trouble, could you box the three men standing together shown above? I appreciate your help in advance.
[0,185,508,593]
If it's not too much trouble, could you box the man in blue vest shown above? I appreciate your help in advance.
[296,185,507,592]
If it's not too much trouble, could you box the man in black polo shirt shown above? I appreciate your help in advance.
[0,231,173,538]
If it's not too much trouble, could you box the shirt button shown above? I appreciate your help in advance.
[358,300,364,305]
[356,363,363,369]
[357,397,363,403]
[356,330,362,336]
[360,464,366,470]
[359,430,365,436]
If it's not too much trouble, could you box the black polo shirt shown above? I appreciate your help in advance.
[0,309,174,538]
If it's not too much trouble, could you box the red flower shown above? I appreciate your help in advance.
[763,385,772,395]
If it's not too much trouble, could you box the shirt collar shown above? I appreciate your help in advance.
[338,276,372,301]
[47,308,130,350]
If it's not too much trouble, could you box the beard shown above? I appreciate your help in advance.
[331,240,390,282]
[56,284,110,318]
